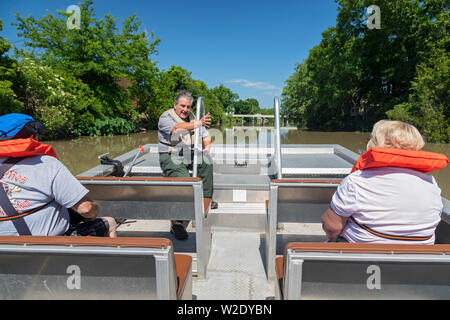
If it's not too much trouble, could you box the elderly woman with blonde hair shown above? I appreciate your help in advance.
[321,120,447,244]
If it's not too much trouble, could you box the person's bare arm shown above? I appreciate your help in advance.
[171,113,211,133]
[203,136,211,153]
[321,207,349,239]
[71,196,99,221]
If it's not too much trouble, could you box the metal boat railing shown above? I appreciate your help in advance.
[273,97,283,179]
[192,97,205,178]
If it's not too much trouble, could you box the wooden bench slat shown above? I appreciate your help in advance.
[0,236,172,249]
[77,177,202,182]
[285,242,450,255]
[174,254,192,299]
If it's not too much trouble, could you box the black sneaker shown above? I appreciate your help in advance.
[211,201,218,210]
[170,223,188,240]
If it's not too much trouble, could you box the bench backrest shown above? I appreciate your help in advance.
[271,179,340,223]
[77,177,204,221]
[77,176,211,279]
[0,236,190,300]
[277,242,450,300]
[265,179,340,279]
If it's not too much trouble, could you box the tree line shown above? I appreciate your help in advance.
[282,0,449,143]
[0,0,260,139]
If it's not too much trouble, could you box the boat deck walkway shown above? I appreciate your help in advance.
[116,202,327,300]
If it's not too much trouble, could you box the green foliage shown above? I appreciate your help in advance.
[282,0,449,141]
[233,98,260,115]
[16,58,74,138]
[260,108,274,115]
[210,84,239,114]
[73,116,138,136]
[145,65,228,129]
[5,2,242,137]
[388,48,450,142]
[11,0,160,136]
[0,19,23,114]
[0,80,23,114]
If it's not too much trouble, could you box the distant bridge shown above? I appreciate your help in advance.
[230,114,291,126]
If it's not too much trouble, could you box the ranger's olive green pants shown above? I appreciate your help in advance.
[159,152,214,227]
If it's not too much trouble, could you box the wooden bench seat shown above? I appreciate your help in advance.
[276,242,450,300]
[265,179,341,279]
[0,236,192,300]
[77,176,212,279]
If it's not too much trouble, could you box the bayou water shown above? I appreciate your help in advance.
[44,126,450,199]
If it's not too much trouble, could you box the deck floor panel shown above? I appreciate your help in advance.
[193,231,274,300]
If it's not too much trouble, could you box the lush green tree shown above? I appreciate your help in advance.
[145,65,192,129]
[187,78,226,125]
[12,0,160,133]
[233,98,260,116]
[210,84,239,114]
[0,19,23,114]
[282,0,449,141]
[388,48,449,142]
[15,58,74,138]
[146,65,226,129]
[260,108,274,116]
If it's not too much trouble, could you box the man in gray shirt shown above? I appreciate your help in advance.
[158,91,216,240]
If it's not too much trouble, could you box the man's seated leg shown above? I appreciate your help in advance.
[67,205,117,238]
[160,153,191,240]
[64,217,117,238]
[198,152,217,209]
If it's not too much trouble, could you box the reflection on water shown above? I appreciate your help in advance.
[44,131,159,175]
[44,127,450,199]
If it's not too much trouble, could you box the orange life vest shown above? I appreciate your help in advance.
[351,147,449,173]
[0,139,57,234]
[0,138,58,159]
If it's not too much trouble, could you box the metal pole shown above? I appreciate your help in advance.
[274,97,283,179]
[123,146,144,177]
[192,97,205,178]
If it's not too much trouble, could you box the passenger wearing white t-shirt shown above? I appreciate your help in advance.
[321,120,443,244]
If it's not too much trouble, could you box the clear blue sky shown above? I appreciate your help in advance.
[0,0,339,109]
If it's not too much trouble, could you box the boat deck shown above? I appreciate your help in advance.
[115,205,326,300]
[126,144,357,178]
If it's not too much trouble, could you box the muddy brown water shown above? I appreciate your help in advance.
[44,128,450,199]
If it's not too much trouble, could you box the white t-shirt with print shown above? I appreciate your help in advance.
[0,155,89,236]
[331,167,443,244]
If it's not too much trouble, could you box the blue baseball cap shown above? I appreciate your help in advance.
[0,113,46,140]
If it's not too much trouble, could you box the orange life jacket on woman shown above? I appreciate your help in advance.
[351,147,449,173]
[0,138,58,159]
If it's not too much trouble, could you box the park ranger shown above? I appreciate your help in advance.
[158,91,217,240]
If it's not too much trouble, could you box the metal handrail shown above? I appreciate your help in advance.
[274,97,283,179]
[192,97,205,177]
